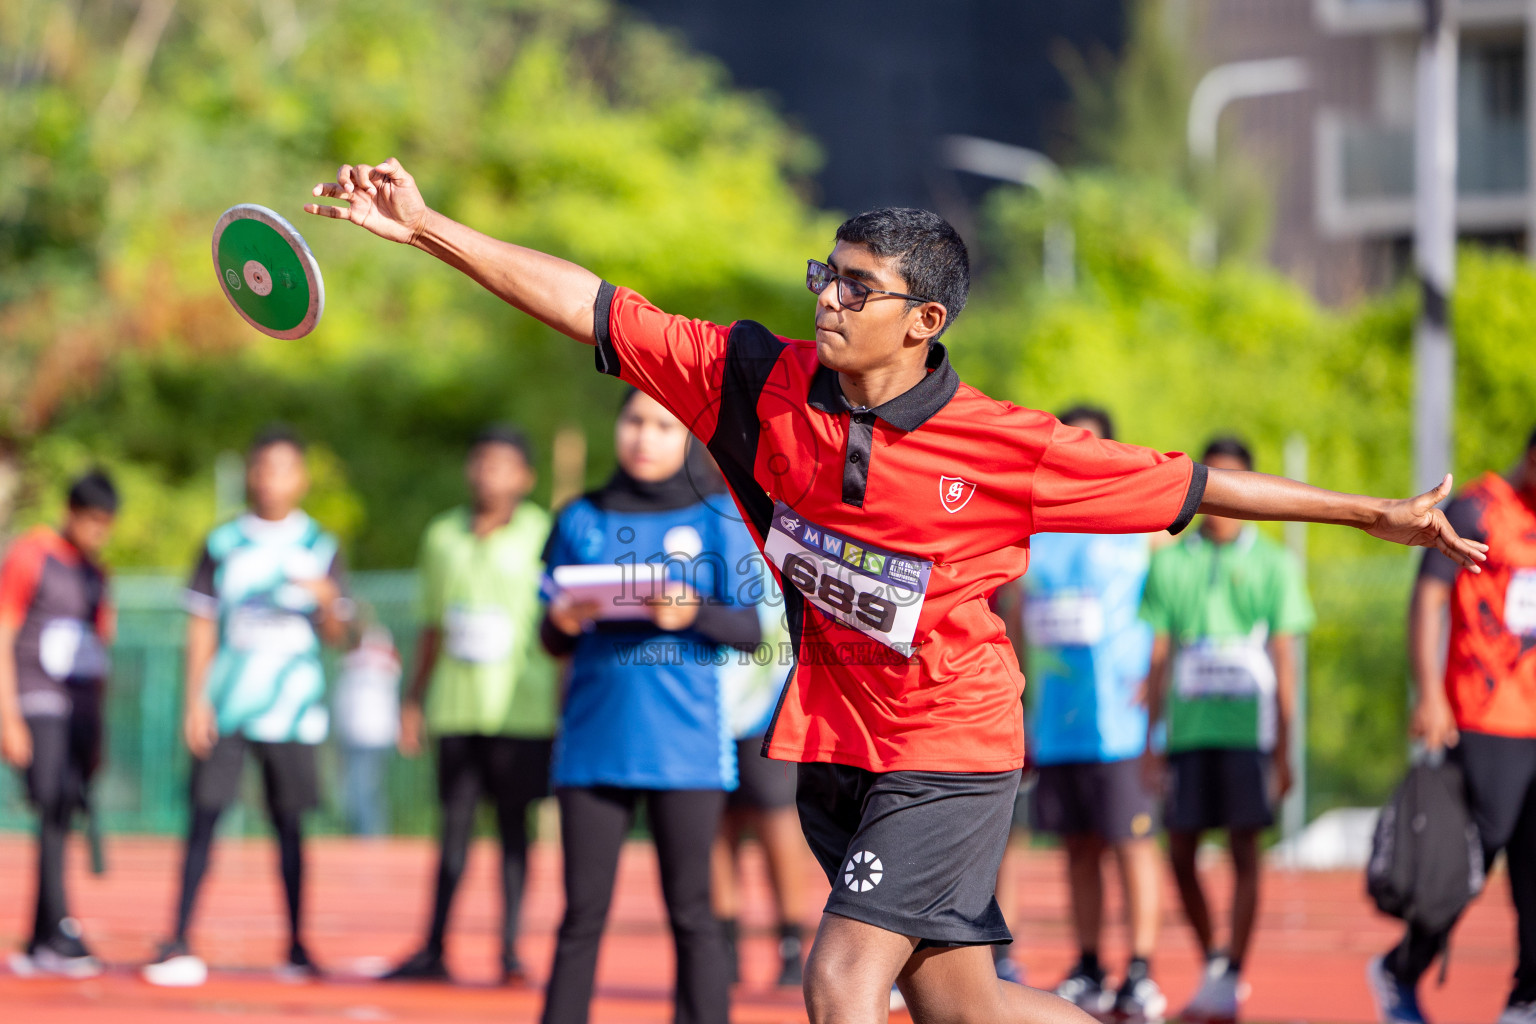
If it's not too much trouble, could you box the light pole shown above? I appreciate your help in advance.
[942,134,1075,289]
[1186,57,1310,265]
[1414,0,1457,497]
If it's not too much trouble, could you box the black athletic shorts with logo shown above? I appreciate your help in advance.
[190,734,319,816]
[796,763,1021,946]
[1032,757,1157,841]
[1164,748,1273,832]
[729,737,797,811]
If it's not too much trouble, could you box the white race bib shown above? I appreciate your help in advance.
[1173,638,1275,699]
[38,618,109,680]
[228,606,315,654]
[762,502,931,653]
[1024,594,1105,647]
[444,605,514,664]
[1506,570,1536,637]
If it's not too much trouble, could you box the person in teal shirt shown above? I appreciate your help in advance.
[1141,437,1314,1023]
[384,424,556,985]
[145,426,350,988]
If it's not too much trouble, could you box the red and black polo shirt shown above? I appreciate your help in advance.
[0,526,113,717]
[594,283,1205,772]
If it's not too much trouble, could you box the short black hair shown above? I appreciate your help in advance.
[834,208,970,340]
[67,468,119,515]
[1202,436,1254,471]
[248,423,306,461]
[1058,405,1116,442]
[471,422,534,468]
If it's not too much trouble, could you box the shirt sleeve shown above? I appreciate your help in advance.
[1138,550,1174,636]
[1270,549,1316,635]
[0,537,45,630]
[184,543,219,620]
[416,523,445,626]
[593,282,734,439]
[1419,495,1486,585]
[1029,419,1206,536]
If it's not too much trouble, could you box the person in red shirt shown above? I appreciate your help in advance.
[306,159,1484,1024]
[1368,429,1536,1024]
[0,470,119,978]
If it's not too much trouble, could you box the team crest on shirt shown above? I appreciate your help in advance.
[939,476,977,514]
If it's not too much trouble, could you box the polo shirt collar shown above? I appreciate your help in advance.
[807,343,959,432]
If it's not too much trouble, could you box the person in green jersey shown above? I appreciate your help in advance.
[1141,437,1314,1023]
[144,426,351,988]
[384,424,557,985]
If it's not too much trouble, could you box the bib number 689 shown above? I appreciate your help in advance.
[782,554,897,632]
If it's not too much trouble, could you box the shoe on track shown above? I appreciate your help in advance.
[1181,962,1243,1024]
[1365,954,1428,1024]
[1114,975,1167,1023]
[1056,966,1112,1016]
[274,941,322,982]
[27,922,103,980]
[142,940,207,987]
[994,954,1025,986]
[777,933,804,988]
[381,947,450,982]
[890,982,906,1012]
[1497,1001,1536,1024]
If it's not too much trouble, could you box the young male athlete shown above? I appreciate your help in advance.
[1013,406,1165,1021]
[1141,438,1313,1023]
[385,424,556,984]
[305,158,1485,1024]
[1368,427,1536,1024]
[0,470,118,977]
[144,426,349,987]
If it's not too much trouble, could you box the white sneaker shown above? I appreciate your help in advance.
[1498,1002,1536,1024]
[142,942,208,988]
[890,982,906,1012]
[1182,965,1244,1024]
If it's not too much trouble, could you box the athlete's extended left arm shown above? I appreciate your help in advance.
[1199,470,1488,571]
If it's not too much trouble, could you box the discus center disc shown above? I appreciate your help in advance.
[243,260,273,296]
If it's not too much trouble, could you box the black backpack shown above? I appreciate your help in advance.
[1367,759,1485,974]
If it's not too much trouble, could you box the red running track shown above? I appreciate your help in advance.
[0,833,1518,1023]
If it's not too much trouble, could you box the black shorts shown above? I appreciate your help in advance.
[1456,730,1536,852]
[436,733,552,807]
[23,700,102,812]
[190,734,319,816]
[1164,748,1273,833]
[1033,758,1156,842]
[728,738,797,811]
[796,762,1021,947]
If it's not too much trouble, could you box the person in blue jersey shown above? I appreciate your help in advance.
[144,426,350,988]
[538,388,762,1024]
[1014,407,1166,1023]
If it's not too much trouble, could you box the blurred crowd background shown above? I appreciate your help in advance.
[3,0,1536,837]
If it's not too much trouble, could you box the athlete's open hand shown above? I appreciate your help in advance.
[305,158,429,245]
[1366,474,1488,571]
[184,700,219,760]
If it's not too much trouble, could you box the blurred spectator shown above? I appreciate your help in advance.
[0,469,118,978]
[1009,406,1165,1019]
[333,618,401,837]
[538,389,759,1024]
[384,424,556,985]
[711,566,807,989]
[1141,437,1313,1023]
[143,426,350,988]
[1368,428,1536,1024]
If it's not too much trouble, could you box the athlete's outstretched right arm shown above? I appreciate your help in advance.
[304,159,602,345]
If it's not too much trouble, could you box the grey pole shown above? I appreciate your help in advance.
[942,135,1075,289]
[1414,0,1457,496]
[1282,434,1309,840]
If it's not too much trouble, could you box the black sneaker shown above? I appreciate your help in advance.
[381,947,450,982]
[1054,965,1111,1016]
[776,932,803,988]
[275,941,322,982]
[500,957,527,986]
[28,920,103,979]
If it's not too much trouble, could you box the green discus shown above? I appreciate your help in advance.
[211,204,325,339]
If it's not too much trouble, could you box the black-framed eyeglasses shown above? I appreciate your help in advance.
[806,259,935,312]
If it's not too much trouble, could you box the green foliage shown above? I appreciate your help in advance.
[3,0,833,568]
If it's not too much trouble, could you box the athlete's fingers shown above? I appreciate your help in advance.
[374,156,408,184]
[311,182,351,199]
[352,163,377,194]
[337,164,356,192]
[303,201,352,219]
